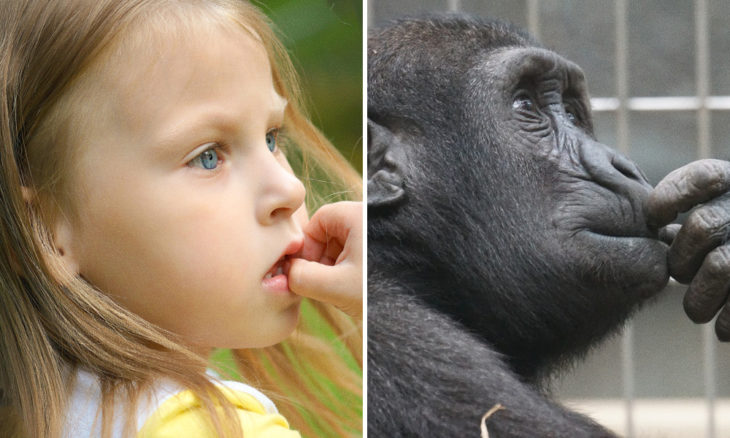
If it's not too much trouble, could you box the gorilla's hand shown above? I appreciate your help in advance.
[647,159,730,340]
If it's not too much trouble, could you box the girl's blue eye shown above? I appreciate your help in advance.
[190,147,220,170]
[266,130,278,152]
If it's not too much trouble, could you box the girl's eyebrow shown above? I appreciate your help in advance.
[153,110,238,152]
[153,94,288,153]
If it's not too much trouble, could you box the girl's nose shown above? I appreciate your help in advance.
[256,155,306,225]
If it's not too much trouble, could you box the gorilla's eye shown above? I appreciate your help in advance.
[512,93,535,112]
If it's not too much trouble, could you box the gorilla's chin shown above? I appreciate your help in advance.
[575,230,670,299]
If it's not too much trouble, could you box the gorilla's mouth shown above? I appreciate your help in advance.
[575,228,669,298]
[565,189,659,242]
[581,219,667,253]
[583,228,669,255]
[584,224,657,240]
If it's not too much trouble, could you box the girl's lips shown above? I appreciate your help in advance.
[262,255,290,293]
[264,255,290,279]
[261,238,303,293]
[262,270,289,293]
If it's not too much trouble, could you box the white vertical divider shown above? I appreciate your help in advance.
[447,0,461,12]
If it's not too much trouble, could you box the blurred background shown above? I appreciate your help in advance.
[370,1,730,437]
[256,0,363,173]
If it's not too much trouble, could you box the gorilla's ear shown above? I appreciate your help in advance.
[368,119,406,208]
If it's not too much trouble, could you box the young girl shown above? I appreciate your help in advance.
[0,0,362,437]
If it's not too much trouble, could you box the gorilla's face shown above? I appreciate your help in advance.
[471,47,669,297]
[454,47,669,362]
[368,21,670,372]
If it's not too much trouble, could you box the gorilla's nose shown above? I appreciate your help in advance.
[581,140,651,195]
[610,153,648,185]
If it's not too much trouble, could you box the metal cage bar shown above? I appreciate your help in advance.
[695,1,717,436]
[447,0,460,12]
[614,0,634,433]
[526,0,540,42]
[591,96,730,112]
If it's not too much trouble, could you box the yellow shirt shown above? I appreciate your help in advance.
[63,369,301,437]
[138,384,300,437]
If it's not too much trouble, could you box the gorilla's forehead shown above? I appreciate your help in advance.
[368,14,536,57]
[468,47,588,98]
[368,15,540,120]
[369,17,531,77]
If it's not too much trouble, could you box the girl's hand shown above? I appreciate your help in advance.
[288,201,363,319]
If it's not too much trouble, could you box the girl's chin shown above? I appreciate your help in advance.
[198,302,302,351]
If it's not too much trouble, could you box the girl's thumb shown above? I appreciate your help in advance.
[288,258,337,302]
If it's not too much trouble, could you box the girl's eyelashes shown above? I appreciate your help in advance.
[187,129,282,171]
[188,144,223,170]
[266,128,280,153]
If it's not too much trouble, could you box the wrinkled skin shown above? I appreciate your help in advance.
[649,159,730,340]
[368,15,730,438]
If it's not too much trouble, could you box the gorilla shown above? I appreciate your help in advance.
[368,14,730,437]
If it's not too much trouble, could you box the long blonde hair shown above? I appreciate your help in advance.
[0,1,362,437]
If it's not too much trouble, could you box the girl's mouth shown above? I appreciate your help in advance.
[264,255,291,280]
[262,238,303,293]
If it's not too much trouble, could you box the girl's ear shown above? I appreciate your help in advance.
[19,186,80,276]
[52,216,80,275]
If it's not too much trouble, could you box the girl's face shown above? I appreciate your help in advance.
[57,23,307,350]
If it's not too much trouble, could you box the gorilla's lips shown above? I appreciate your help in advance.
[586,221,658,240]
[577,228,669,298]
[554,185,671,298]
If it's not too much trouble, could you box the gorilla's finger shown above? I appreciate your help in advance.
[683,245,730,323]
[647,159,730,229]
[658,223,681,245]
[715,303,730,342]
[667,193,730,283]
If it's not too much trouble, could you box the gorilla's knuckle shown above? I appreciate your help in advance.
[687,207,729,242]
[705,247,730,277]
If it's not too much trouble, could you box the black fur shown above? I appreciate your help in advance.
[368,14,670,437]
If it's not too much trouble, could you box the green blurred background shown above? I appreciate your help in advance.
[254,0,363,173]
